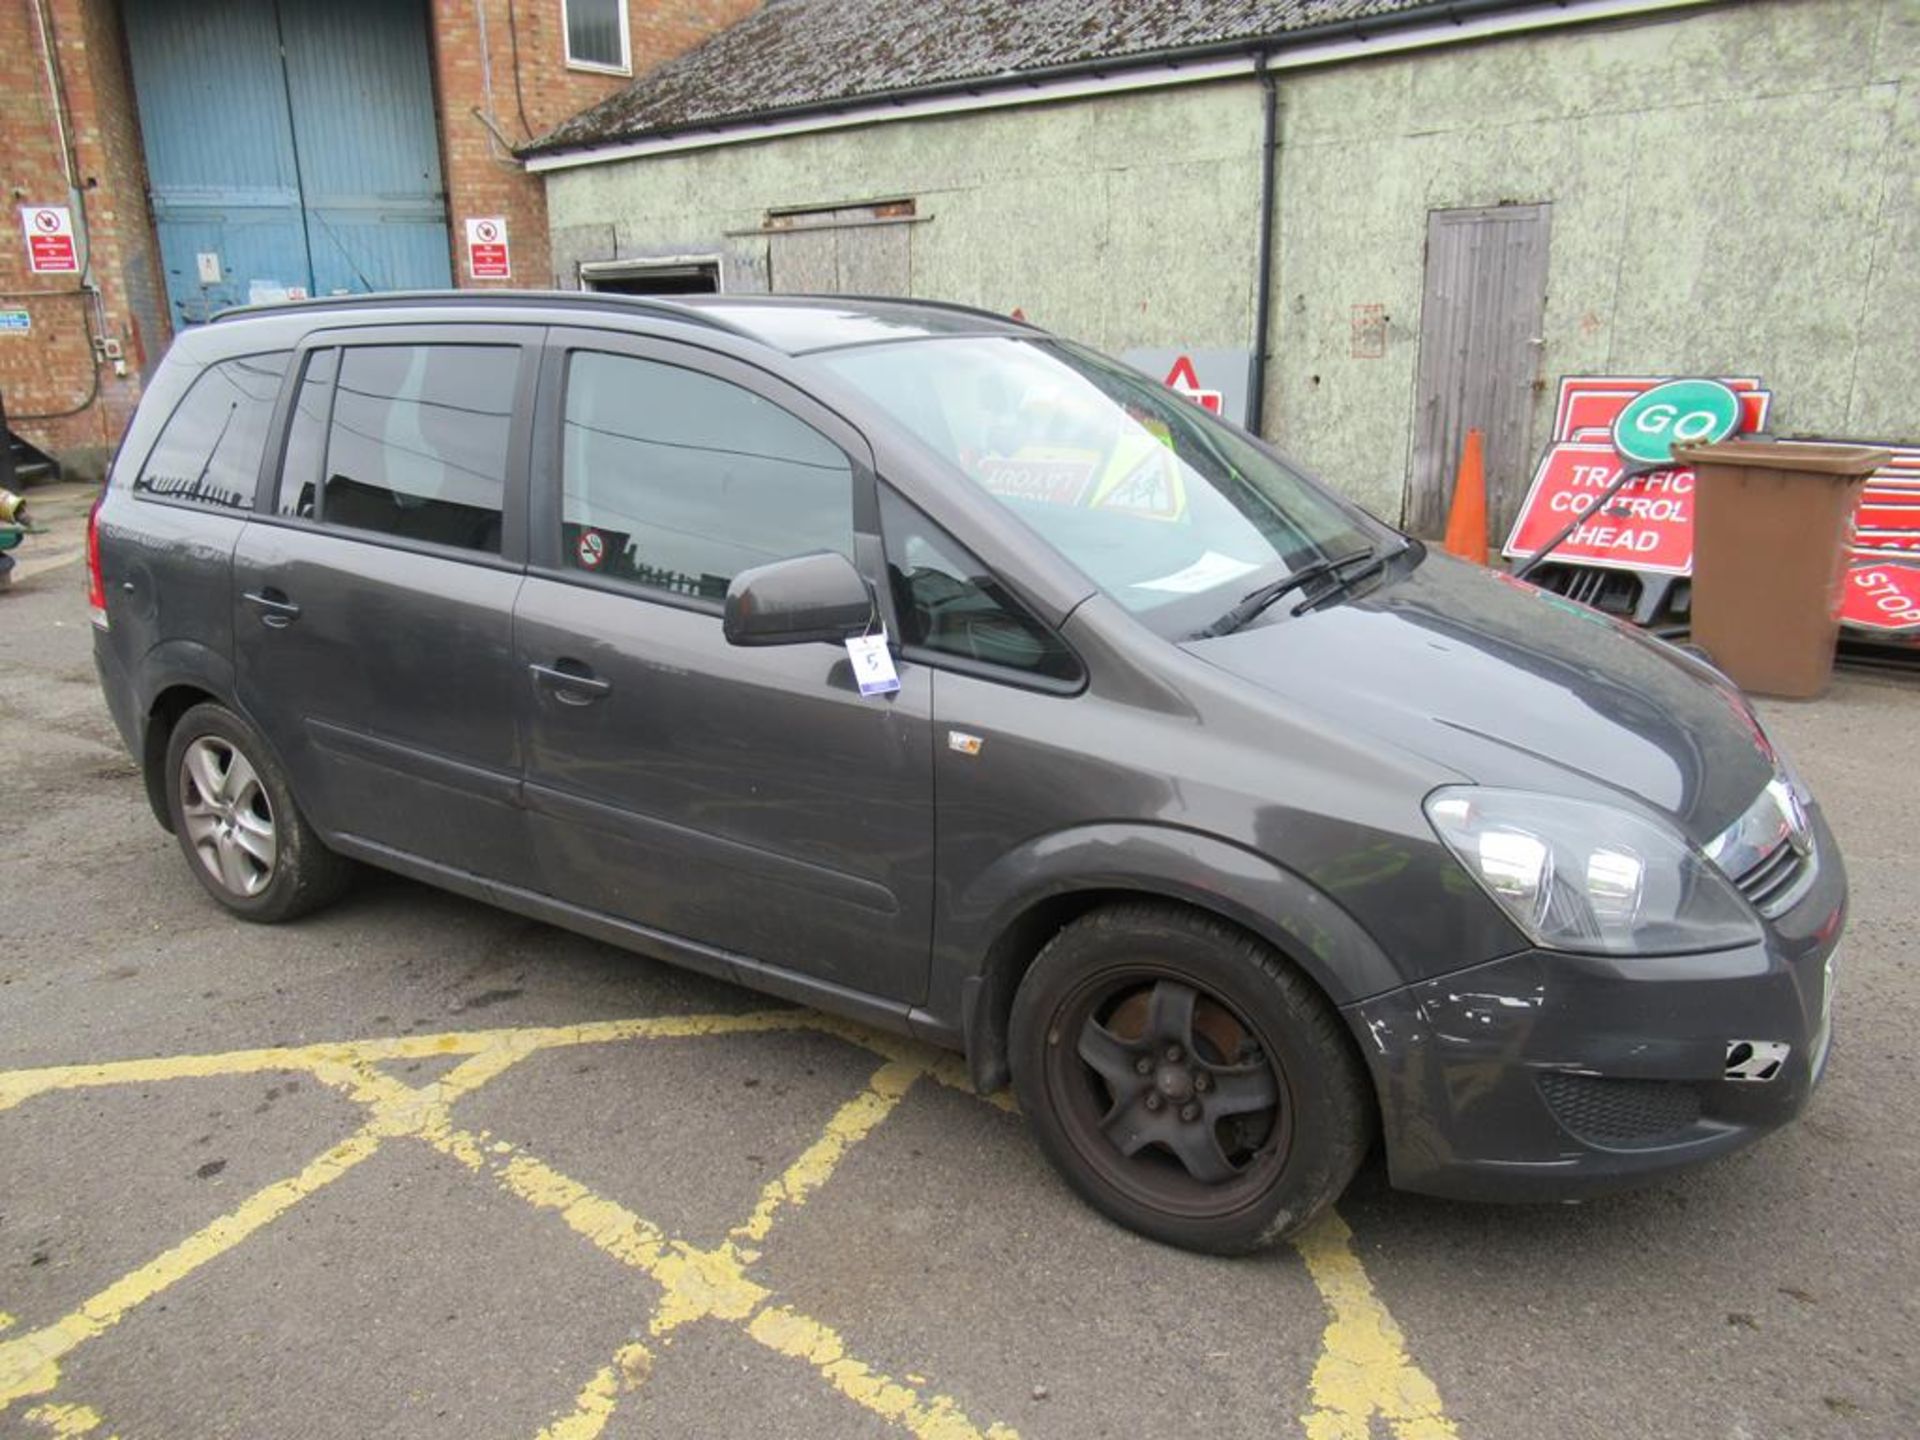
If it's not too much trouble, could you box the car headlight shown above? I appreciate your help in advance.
[1425,787,1763,955]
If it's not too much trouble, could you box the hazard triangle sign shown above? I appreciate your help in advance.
[1163,355,1224,415]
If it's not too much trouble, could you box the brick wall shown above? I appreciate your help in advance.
[431,0,760,289]
[0,0,162,469]
[0,0,757,468]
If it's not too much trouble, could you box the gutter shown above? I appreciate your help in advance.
[525,0,1713,173]
[1247,57,1279,437]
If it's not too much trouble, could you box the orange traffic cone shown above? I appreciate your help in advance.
[1444,427,1488,564]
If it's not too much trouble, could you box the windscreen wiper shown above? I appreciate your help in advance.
[1194,546,1377,639]
[1288,541,1409,616]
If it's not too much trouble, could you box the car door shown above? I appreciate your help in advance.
[514,328,935,1004]
[231,323,539,883]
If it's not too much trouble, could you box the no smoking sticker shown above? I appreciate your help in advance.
[464,215,511,279]
[576,530,606,569]
[19,205,77,274]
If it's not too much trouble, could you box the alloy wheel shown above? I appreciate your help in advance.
[178,735,278,898]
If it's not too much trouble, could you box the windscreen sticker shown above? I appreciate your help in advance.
[1090,439,1188,522]
[976,450,1100,507]
[1132,550,1260,594]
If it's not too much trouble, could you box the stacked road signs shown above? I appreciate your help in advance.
[1503,376,1771,576]
[1834,444,1920,641]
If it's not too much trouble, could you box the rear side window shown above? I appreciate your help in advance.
[879,488,1081,685]
[133,351,290,511]
[317,345,518,554]
[560,350,854,601]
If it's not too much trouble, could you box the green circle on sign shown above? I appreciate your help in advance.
[1612,379,1743,463]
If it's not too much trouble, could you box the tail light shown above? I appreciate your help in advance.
[86,492,108,628]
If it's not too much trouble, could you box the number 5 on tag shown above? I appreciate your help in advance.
[845,633,901,696]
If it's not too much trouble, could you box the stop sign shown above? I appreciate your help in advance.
[1842,560,1920,631]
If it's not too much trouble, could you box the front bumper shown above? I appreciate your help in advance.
[1344,809,1847,1203]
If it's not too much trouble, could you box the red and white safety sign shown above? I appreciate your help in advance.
[1842,558,1920,632]
[465,216,511,280]
[20,205,77,274]
[1164,355,1223,415]
[1504,444,1701,575]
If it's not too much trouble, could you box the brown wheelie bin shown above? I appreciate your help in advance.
[1673,440,1889,699]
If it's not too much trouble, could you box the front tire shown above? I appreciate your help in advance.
[163,701,352,923]
[1009,903,1372,1254]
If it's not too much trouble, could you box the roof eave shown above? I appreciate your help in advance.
[522,0,1714,172]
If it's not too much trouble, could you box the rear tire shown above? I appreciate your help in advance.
[162,701,352,923]
[1009,903,1372,1254]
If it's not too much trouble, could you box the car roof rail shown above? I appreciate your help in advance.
[804,293,1046,331]
[208,289,752,338]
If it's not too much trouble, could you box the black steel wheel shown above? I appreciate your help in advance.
[162,701,353,923]
[1010,903,1371,1253]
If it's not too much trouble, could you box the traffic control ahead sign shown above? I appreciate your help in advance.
[1504,444,1699,574]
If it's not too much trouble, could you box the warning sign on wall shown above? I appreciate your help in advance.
[20,206,77,274]
[1119,348,1253,428]
[465,217,511,280]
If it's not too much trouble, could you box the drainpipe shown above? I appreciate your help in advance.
[1245,56,1279,438]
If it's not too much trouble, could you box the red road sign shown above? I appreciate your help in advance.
[1551,375,1769,443]
[1164,355,1223,414]
[1842,558,1920,632]
[20,206,76,273]
[1507,375,1773,575]
[464,216,511,280]
[1503,443,1699,575]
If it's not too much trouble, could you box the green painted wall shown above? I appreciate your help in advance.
[1271,0,1917,519]
[543,0,1917,525]
[544,83,1267,356]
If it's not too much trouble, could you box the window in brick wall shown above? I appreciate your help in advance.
[564,0,629,72]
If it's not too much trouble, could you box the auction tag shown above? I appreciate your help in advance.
[845,633,901,696]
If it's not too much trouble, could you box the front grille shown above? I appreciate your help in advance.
[1734,835,1811,916]
[1538,1072,1702,1147]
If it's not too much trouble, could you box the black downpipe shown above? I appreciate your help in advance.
[1246,58,1278,437]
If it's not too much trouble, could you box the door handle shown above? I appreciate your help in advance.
[529,661,612,704]
[243,590,302,629]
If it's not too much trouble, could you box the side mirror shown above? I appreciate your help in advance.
[724,550,873,647]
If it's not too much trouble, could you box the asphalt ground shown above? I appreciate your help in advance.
[1,480,1915,1439]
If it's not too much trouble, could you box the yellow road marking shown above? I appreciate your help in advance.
[534,1342,652,1440]
[0,1130,381,1411]
[0,1010,813,1114]
[533,1058,954,1440]
[0,1011,1461,1439]
[23,1401,114,1437]
[1296,1211,1458,1440]
[732,1059,920,1243]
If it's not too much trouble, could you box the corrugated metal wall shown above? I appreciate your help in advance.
[1406,204,1552,538]
[123,0,451,326]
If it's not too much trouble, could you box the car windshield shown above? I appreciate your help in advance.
[818,336,1394,636]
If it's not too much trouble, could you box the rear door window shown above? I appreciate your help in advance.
[559,350,854,601]
[133,352,290,512]
[315,344,519,554]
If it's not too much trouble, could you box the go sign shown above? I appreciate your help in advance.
[1611,379,1744,464]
